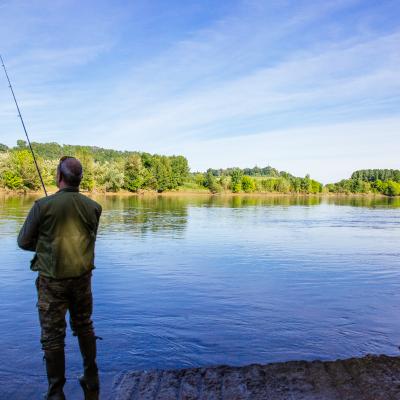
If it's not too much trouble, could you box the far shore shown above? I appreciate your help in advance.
[0,187,390,198]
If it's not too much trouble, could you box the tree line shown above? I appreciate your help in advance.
[197,169,322,194]
[351,169,400,182]
[0,141,398,196]
[325,169,400,196]
[0,141,189,193]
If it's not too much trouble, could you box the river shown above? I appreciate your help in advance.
[0,194,399,399]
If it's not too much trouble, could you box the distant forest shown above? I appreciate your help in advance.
[0,141,399,196]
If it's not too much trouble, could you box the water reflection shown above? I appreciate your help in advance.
[1,193,399,238]
[95,195,189,236]
[1,192,398,213]
[323,195,400,208]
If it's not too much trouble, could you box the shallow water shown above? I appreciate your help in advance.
[0,194,399,399]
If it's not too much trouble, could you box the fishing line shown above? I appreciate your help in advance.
[0,54,48,196]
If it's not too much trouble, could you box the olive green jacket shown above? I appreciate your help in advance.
[17,187,102,279]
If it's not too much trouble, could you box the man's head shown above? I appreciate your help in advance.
[56,156,83,189]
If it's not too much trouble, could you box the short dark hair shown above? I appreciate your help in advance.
[57,156,83,187]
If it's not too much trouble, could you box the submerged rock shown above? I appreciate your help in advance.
[111,354,400,399]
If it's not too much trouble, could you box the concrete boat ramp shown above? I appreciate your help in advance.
[111,354,400,399]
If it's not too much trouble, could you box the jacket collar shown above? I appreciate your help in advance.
[58,187,79,193]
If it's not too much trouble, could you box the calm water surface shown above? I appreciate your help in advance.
[0,194,400,399]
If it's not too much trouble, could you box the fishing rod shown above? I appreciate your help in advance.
[0,54,48,196]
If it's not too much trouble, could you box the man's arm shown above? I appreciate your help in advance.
[94,205,102,237]
[17,201,41,251]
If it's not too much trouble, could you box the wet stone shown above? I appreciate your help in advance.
[111,354,400,400]
[199,367,223,400]
[156,370,184,400]
[179,369,202,400]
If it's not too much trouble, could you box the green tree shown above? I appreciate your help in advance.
[371,179,384,193]
[260,178,276,192]
[275,177,290,193]
[218,175,230,191]
[241,175,256,192]
[290,177,302,193]
[300,175,312,193]
[325,183,337,193]
[76,150,95,191]
[384,180,400,196]
[194,173,206,188]
[96,161,125,192]
[10,150,42,190]
[230,169,243,192]
[16,139,27,149]
[124,155,146,192]
[2,170,24,189]
[150,155,173,192]
[170,155,189,188]
[204,169,221,193]
[310,179,323,193]
[42,159,58,187]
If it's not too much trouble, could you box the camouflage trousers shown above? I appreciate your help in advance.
[36,271,95,351]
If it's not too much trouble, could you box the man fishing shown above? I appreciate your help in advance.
[17,156,102,400]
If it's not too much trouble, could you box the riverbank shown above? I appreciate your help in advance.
[0,187,391,198]
[112,354,400,400]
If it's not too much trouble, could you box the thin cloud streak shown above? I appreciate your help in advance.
[172,117,400,183]
[97,32,400,143]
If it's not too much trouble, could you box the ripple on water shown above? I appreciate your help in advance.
[0,194,400,399]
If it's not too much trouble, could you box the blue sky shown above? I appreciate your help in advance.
[0,0,399,182]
